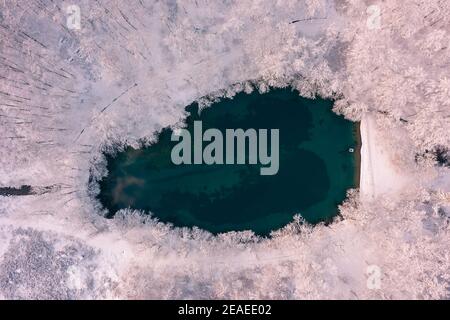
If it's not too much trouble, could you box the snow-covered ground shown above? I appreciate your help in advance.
[360,114,413,198]
[0,0,449,299]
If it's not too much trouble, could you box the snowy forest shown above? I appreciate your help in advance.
[0,0,449,299]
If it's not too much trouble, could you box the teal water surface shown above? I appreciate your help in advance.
[98,88,358,236]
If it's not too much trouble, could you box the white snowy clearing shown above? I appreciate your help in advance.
[0,0,449,299]
[360,114,412,198]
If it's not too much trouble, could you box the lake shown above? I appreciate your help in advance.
[97,88,358,236]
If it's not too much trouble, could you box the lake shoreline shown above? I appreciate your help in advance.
[98,89,358,235]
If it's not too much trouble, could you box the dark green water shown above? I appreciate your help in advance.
[98,88,358,236]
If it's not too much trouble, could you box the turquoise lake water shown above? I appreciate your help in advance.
[98,88,358,236]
